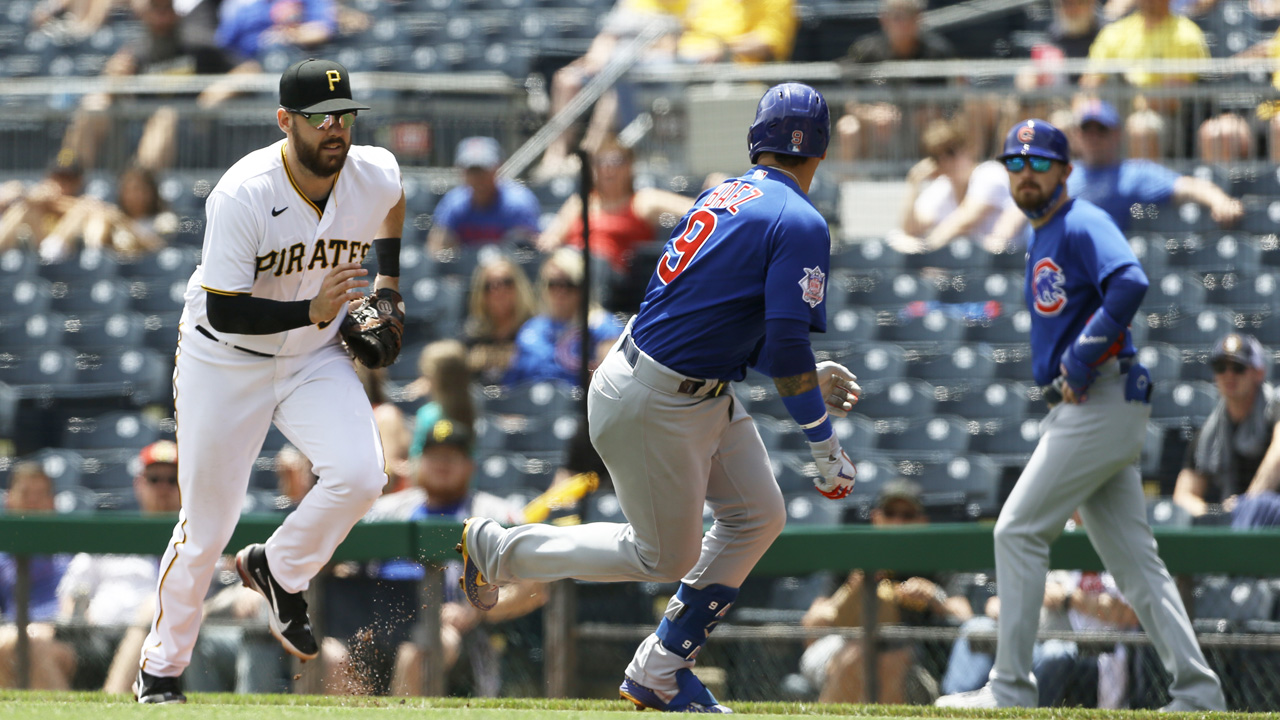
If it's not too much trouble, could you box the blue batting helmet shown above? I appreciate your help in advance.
[747,83,830,164]
[998,119,1070,164]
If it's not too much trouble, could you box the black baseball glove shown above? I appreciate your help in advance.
[339,287,405,369]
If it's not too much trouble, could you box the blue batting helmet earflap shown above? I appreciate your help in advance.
[998,119,1070,164]
[747,83,830,164]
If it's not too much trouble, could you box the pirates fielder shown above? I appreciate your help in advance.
[133,58,405,703]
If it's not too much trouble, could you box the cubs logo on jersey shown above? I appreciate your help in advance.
[799,266,825,308]
[1032,257,1067,316]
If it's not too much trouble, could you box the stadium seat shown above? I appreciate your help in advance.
[1193,576,1277,632]
[832,413,878,456]
[1242,198,1280,234]
[910,344,997,384]
[844,271,938,308]
[476,413,564,453]
[475,452,558,494]
[843,457,903,519]
[1141,271,1208,313]
[1150,380,1219,423]
[831,238,906,272]
[770,451,816,494]
[118,246,199,283]
[29,448,85,491]
[260,425,290,453]
[478,380,577,419]
[813,307,877,350]
[1136,343,1184,384]
[839,342,908,382]
[2,277,55,319]
[1145,307,1237,347]
[0,249,38,282]
[36,248,119,283]
[878,308,966,345]
[1129,202,1216,233]
[756,417,809,453]
[1127,234,1171,276]
[936,271,1021,306]
[0,346,78,389]
[990,344,1034,381]
[970,415,1043,458]
[50,278,131,317]
[1244,311,1280,345]
[70,347,171,404]
[0,312,66,349]
[128,278,187,315]
[404,275,467,338]
[936,380,1030,421]
[783,492,844,525]
[912,455,1001,520]
[61,409,161,450]
[1230,165,1280,198]
[61,312,148,352]
[1146,496,1192,527]
[736,381,789,421]
[853,378,936,420]
[583,489,626,523]
[1204,271,1279,310]
[141,312,182,354]
[904,237,992,272]
[876,415,971,455]
[966,310,1032,344]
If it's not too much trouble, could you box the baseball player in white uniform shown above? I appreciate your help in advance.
[133,58,406,703]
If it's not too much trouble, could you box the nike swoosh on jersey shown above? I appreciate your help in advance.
[272,206,288,217]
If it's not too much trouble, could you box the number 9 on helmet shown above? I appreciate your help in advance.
[747,82,830,164]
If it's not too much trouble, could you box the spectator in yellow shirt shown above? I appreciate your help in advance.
[1081,0,1209,89]
[668,0,797,63]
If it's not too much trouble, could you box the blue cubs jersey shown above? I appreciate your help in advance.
[1025,198,1139,387]
[1066,160,1179,231]
[630,166,830,381]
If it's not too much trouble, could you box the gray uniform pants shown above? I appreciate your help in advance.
[990,364,1224,710]
[467,336,786,689]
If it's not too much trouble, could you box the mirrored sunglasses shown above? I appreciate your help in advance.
[290,110,357,131]
[1004,156,1053,173]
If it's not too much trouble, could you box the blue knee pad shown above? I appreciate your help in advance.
[655,583,739,661]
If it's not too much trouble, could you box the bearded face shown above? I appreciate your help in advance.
[288,115,351,177]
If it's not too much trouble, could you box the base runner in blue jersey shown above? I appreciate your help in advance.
[935,120,1225,711]
[457,83,861,712]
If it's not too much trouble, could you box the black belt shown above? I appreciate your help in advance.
[621,334,729,397]
[196,325,274,358]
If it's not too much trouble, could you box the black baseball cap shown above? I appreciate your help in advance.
[279,58,370,115]
[1211,332,1266,370]
[422,418,474,455]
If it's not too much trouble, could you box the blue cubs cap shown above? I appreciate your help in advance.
[748,82,830,164]
[998,119,1070,164]
[1078,99,1119,129]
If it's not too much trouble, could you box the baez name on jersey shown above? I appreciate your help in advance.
[255,238,371,278]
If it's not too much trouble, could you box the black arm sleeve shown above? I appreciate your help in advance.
[206,292,313,335]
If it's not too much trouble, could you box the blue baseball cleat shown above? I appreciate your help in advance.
[619,669,733,713]
[456,517,498,611]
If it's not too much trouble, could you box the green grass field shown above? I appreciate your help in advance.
[0,692,1270,720]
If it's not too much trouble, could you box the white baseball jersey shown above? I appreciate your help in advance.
[182,139,401,356]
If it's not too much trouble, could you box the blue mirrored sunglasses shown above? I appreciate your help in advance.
[288,110,357,130]
[1004,156,1054,173]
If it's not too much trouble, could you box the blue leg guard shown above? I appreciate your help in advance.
[655,583,739,661]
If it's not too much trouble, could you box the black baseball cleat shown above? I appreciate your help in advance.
[133,668,186,704]
[235,543,319,660]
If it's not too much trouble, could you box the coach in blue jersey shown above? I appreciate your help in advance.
[456,83,861,713]
[936,119,1225,711]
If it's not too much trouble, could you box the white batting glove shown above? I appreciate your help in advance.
[816,361,861,417]
[808,433,856,500]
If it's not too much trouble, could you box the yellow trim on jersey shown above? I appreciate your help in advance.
[201,285,251,297]
[144,329,187,670]
[280,144,333,220]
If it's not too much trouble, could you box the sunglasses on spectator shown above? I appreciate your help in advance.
[485,277,515,291]
[547,279,579,290]
[1003,156,1054,173]
[145,472,179,486]
[1212,359,1249,375]
[288,110,357,130]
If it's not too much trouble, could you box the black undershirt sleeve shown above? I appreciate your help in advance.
[206,292,313,335]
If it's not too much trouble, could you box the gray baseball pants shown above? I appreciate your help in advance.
[990,363,1224,710]
[466,336,786,687]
